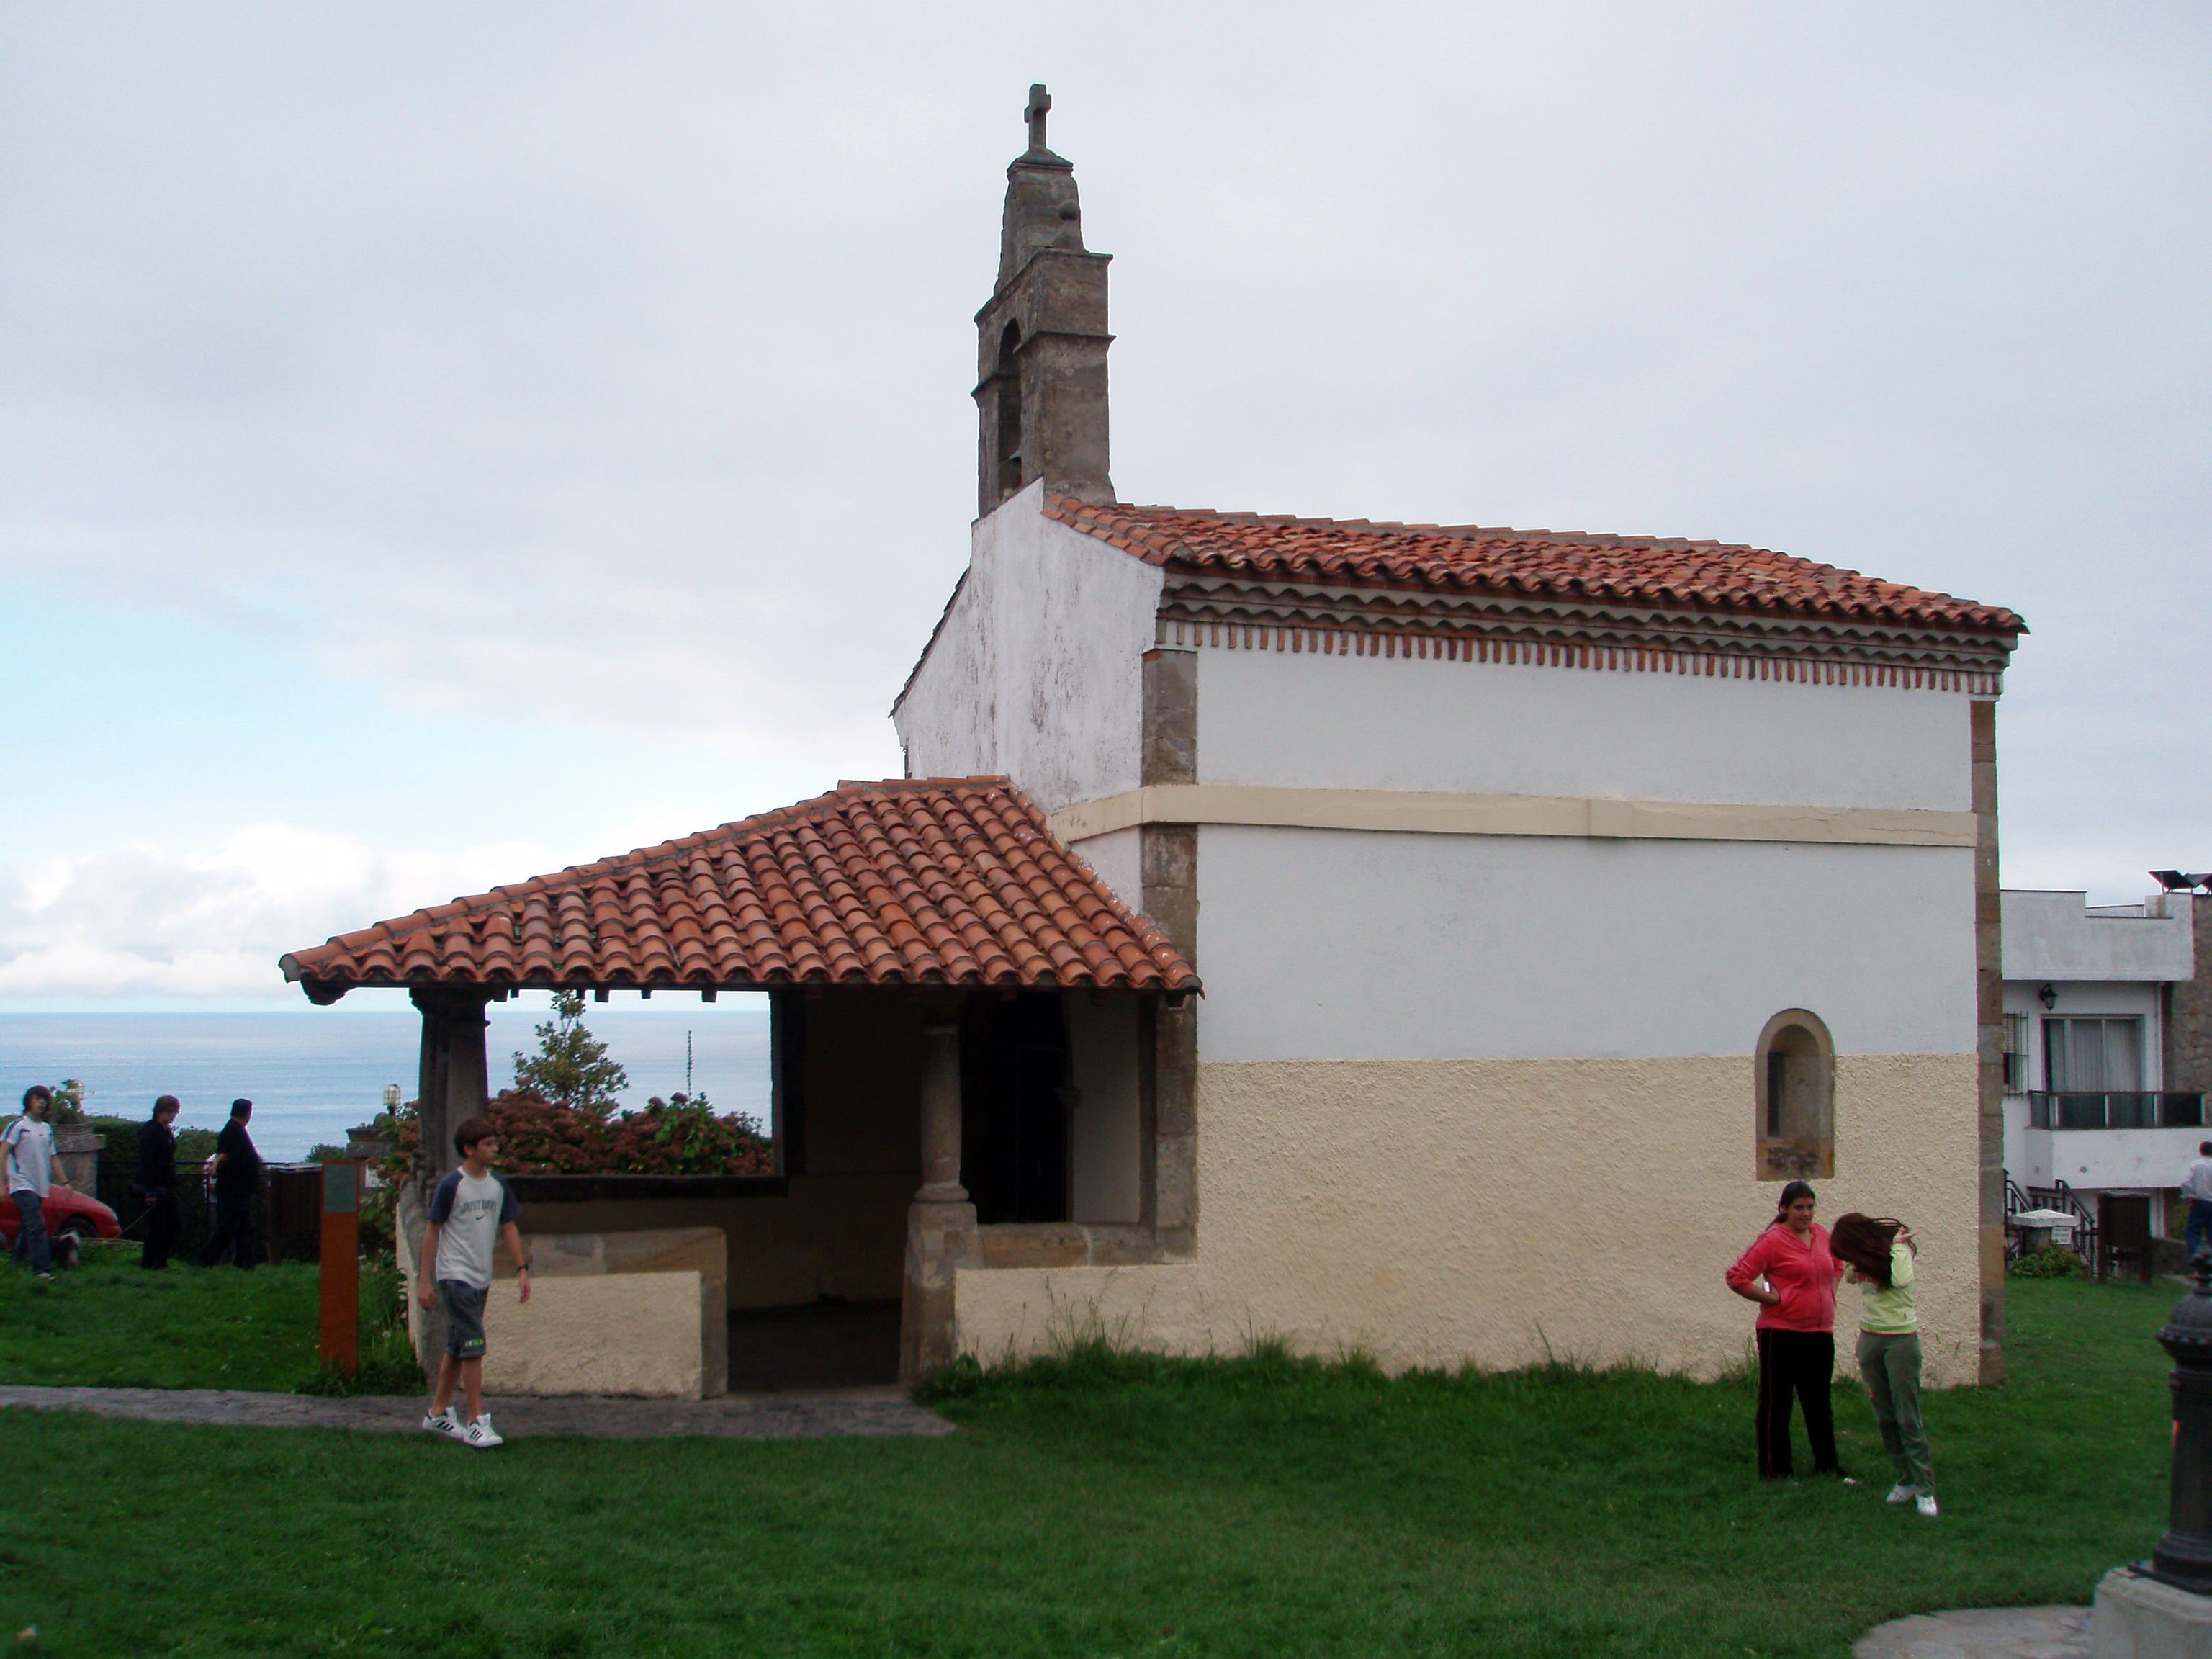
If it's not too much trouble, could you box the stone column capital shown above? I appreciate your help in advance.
[408,984,493,1022]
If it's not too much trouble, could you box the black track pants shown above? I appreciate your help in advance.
[1754,1327,1838,1478]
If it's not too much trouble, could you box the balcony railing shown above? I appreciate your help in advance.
[2027,1091,2207,1131]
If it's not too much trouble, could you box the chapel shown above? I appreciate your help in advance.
[286,88,2025,1389]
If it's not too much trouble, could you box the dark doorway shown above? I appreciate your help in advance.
[961,992,1071,1223]
[725,1300,902,1391]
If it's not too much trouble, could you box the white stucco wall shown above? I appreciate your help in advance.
[2001,891,2194,983]
[894,482,1164,814]
[2019,1125,2204,1192]
[1196,647,1973,811]
[2003,1099,2028,1186]
[1067,825,1142,914]
[1195,827,1977,1063]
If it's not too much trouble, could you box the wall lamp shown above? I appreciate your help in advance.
[2038,984,2059,1011]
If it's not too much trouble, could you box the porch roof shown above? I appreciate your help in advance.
[279,778,1200,1005]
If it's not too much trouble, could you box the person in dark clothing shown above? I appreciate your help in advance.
[133,1096,183,1269]
[195,1099,261,1269]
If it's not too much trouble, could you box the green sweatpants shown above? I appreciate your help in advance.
[1856,1330,1934,1494]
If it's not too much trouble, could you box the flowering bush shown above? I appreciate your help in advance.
[377,1088,771,1179]
[489,1088,614,1173]
[604,1094,772,1177]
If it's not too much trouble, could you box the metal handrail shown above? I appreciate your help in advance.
[2018,1179,2100,1273]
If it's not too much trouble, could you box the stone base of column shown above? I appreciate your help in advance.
[2095,1565,2212,1658]
[396,1179,446,1385]
[899,1199,977,1384]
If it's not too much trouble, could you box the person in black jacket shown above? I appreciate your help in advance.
[133,1095,184,1269]
[194,1099,261,1270]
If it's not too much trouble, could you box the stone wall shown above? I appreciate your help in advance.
[2167,896,2212,1094]
[52,1131,103,1195]
[953,1051,1983,1387]
[508,1174,911,1310]
[401,1223,729,1398]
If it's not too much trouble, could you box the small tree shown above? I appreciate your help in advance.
[513,991,629,1116]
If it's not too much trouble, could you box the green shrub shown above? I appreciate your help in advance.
[292,1259,421,1395]
[2011,1244,2083,1278]
[356,1182,396,1259]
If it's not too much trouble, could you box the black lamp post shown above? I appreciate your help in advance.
[2147,1249,2212,1593]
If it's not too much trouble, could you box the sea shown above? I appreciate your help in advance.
[0,1007,773,1161]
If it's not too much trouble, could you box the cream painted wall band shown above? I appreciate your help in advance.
[1048,784,1979,849]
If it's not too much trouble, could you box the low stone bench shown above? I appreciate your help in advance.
[403,1221,729,1400]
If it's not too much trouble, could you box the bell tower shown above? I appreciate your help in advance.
[974,86,1113,518]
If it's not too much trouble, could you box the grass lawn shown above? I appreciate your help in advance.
[0,1272,2184,1658]
[0,1244,417,1393]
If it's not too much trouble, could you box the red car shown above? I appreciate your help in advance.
[0,1186,122,1248]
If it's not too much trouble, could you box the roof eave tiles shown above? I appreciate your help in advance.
[279,778,1200,1006]
[1044,497,2024,636]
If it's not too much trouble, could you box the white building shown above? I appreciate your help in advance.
[895,94,2025,1387]
[288,90,2031,1392]
[2001,889,2203,1234]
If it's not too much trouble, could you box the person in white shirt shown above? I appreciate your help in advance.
[4,1085,71,1280]
[417,1115,531,1449]
[2182,1141,2212,1263]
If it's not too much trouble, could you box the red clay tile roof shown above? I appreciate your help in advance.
[280,779,1198,1004]
[1046,498,2024,634]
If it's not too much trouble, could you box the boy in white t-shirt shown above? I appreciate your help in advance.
[418,1115,531,1449]
[4,1085,69,1280]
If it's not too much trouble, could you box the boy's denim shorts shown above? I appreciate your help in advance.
[438,1280,488,1360]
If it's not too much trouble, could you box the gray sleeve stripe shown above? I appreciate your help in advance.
[428,1170,462,1224]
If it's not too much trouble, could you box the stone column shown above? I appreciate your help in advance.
[899,1014,976,1382]
[2167,893,2212,1095]
[1972,698,2006,1387]
[408,985,492,1378]
[411,986,492,1195]
[1141,640,1200,1261]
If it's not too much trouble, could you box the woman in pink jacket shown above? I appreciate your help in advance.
[1726,1180,1850,1480]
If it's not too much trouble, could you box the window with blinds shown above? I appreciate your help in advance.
[2043,1017,2143,1093]
[2003,1013,2030,1094]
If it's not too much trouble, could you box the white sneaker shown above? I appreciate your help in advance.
[423,1409,464,1440]
[1915,1493,1939,1519]
[462,1414,504,1449]
[1885,1483,1917,1505]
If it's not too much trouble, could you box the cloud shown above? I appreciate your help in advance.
[0,825,561,1003]
[0,1,2205,986]
[4,3,2201,770]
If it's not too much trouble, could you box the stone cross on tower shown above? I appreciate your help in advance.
[1025,84,1051,155]
[974,84,1113,516]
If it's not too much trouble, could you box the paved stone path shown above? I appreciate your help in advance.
[1853,1606,2093,1659]
[0,1383,956,1440]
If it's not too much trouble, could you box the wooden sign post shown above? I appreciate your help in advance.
[318,1160,363,1376]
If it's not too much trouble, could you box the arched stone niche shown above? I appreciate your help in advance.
[1755,1008,1835,1181]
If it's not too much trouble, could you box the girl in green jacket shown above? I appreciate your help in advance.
[1831,1212,1937,1519]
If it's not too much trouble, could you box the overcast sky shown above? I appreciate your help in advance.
[2,2,2206,1010]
